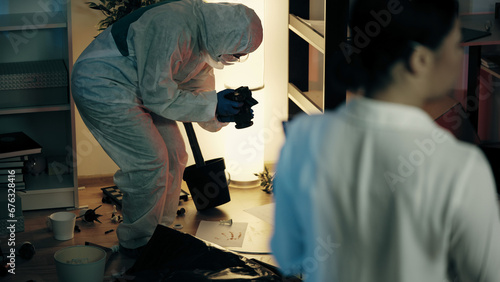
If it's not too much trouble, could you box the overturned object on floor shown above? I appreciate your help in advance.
[127,224,286,281]
[182,122,231,211]
[101,185,189,207]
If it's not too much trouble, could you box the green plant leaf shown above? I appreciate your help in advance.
[87,2,99,9]
[88,0,163,31]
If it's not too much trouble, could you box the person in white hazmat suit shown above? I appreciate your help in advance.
[71,0,263,256]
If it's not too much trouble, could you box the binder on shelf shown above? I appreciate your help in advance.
[0,173,23,183]
[0,159,25,189]
[0,181,25,190]
[0,156,28,163]
[0,132,42,159]
[0,161,25,169]
[0,168,22,175]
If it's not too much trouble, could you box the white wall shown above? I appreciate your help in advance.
[471,0,497,12]
[262,0,288,164]
[460,0,498,13]
[71,0,289,177]
[71,0,119,177]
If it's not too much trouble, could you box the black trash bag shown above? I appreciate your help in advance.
[127,224,289,281]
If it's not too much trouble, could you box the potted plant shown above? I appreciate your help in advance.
[87,0,164,32]
[254,166,274,194]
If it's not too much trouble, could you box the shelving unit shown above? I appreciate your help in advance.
[0,12,67,31]
[459,13,500,132]
[0,1,78,210]
[287,0,349,118]
[481,64,500,80]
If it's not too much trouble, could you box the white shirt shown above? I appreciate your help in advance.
[271,96,500,282]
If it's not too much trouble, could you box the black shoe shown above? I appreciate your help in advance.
[119,244,146,259]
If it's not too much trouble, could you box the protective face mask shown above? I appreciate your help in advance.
[203,52,224,69]
[218,54,239,66]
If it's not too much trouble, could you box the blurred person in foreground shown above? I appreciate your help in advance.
[271,0,500,281]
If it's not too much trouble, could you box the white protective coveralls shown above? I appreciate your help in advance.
[71,0,263,249]
[271,96,500,281]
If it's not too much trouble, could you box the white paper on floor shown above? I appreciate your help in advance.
[244,203,275,225]
[195,220,248,247]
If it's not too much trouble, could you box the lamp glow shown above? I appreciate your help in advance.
[210,0,265,188]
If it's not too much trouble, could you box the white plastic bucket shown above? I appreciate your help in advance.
[54,245,106,282]
[48,212,76,241]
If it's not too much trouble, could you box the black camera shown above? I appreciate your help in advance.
[224,86,258,129]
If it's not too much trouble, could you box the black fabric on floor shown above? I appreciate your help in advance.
[126,224,291,281]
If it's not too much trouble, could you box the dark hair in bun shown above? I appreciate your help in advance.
[332,0,459,97]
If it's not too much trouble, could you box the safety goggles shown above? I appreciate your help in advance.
[219,53,250,65]
[232,53,249,62]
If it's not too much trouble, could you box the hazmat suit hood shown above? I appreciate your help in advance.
[197,1,263,65]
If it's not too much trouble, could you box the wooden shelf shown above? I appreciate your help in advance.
[288,83,323,115]
[288,0,348,119]
[481,65,500,79]
[0,0,77,211]
[17,188,76,210]
[19,173,75,210]
[289,14,325,53]
[460,13,500,47]
[0,104,70,115]
[0,12,67,31]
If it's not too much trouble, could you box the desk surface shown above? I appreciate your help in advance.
[461,13,500,46]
